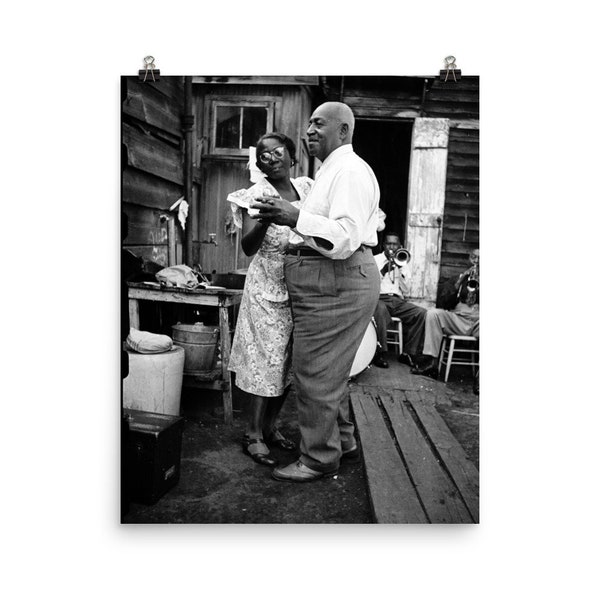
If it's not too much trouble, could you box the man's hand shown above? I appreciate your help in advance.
[249,196,300,228]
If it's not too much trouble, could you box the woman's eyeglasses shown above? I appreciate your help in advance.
[257,146,285,164]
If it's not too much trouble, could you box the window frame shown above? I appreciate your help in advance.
[207,96,279,157]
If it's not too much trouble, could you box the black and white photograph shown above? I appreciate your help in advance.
[120,74,480,524]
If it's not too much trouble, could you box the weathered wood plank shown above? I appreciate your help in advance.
[406,391,479,522]
[441,253,479,268]
[442,241,480,255]
[123,79,182,136]
[446,168,480,180]
[447,142,479,155]
[123,169,183,211]
[429,77,480,90]
[127,283,243,304]
[447,154,479,168]
[344,94,422,108]
[446,181,480,193]
[445,191,480,205]
[427,108,479,120]
[128,76,184,103]
[351,107,421,120]
[406,118,449,305]
[123,203,183,246]
[443,218,480,233]
[380,392,473,523]
[426,90,480,104]
[124,244,169,268]
[122,122,183,185]
[449,127,480,141]
[192,75,319,86]
[350,390,427,524]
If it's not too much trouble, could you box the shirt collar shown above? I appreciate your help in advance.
[320,144,353,168]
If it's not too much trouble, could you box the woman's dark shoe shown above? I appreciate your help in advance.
[264,429,296,451]
[243,437,277,466]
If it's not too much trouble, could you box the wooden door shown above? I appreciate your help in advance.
[405,118,450,307]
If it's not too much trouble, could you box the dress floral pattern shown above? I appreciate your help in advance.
[227,177,313,396]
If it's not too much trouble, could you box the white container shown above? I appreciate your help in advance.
[123,345,185,416]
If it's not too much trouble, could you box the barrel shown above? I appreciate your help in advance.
[171,323,219,375]
[123,346,185,416]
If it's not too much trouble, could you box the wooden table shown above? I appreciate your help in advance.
[127,282,243,426]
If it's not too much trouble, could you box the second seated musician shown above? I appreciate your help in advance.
[412,248,480,378]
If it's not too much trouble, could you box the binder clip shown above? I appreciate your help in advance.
[138,56,160,82]
[439,56,461,82]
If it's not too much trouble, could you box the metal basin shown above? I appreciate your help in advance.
[209,272,246,289]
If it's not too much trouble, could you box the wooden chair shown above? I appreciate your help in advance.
[437,334,479,383]
[386,317,403,355]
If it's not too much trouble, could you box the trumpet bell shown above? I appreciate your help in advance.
[466,279,479,292]
[392,248,411,267]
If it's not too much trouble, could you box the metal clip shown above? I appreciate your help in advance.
[139,56,160,82]
[440,55,461,82]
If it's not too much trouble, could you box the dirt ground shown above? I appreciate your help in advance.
[122,352,479,524]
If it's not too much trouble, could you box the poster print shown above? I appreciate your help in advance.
[121,75,479,524]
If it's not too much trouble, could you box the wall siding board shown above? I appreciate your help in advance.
[138,76,185,104]
[439,124,479,286]
[123,168,183,211]
[123,122,183,185]
[123,203,184,246]
[122,76,186,265]
[123,79,182,136]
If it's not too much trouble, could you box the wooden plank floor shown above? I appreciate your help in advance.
[350,388,479,524]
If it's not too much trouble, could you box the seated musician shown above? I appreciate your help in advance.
[412,248,480,378]
[371,232,426,368]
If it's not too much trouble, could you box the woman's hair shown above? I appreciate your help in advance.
[256,132,297,165]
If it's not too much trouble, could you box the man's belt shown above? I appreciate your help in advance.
[286,244,373,257]
[286,247,323,257]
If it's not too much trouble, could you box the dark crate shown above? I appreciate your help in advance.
[124,409,184,505]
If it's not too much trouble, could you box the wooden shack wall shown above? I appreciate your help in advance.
[121,77,186,267]
[192,84,315,274]
[423,78,479,294]
[325,76,479,303]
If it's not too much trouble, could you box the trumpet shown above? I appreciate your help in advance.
[465,265,479,292]
[391,247,411,268]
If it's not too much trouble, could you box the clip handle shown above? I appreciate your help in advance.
[138,55,160,82]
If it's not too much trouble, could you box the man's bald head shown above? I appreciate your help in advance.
[306,102,356,161]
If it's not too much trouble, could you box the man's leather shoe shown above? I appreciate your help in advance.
[341,445,361,464]
[372,354,389,369]
[398,353,414,367]
[272,460,337,483]
[410,359,438,379]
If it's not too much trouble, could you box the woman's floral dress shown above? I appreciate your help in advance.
[227,177,313,396]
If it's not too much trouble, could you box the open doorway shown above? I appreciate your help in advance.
[353,119,413,249]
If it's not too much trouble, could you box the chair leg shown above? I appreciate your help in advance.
[438,336,447,378]
[397,321,403,355]
[444,338,455,383]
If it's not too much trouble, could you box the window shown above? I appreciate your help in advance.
[210,99,276,156]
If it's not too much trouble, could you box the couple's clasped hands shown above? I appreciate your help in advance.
[249,195,299,228]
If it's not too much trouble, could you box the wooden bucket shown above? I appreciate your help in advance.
[171,323,219,375]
